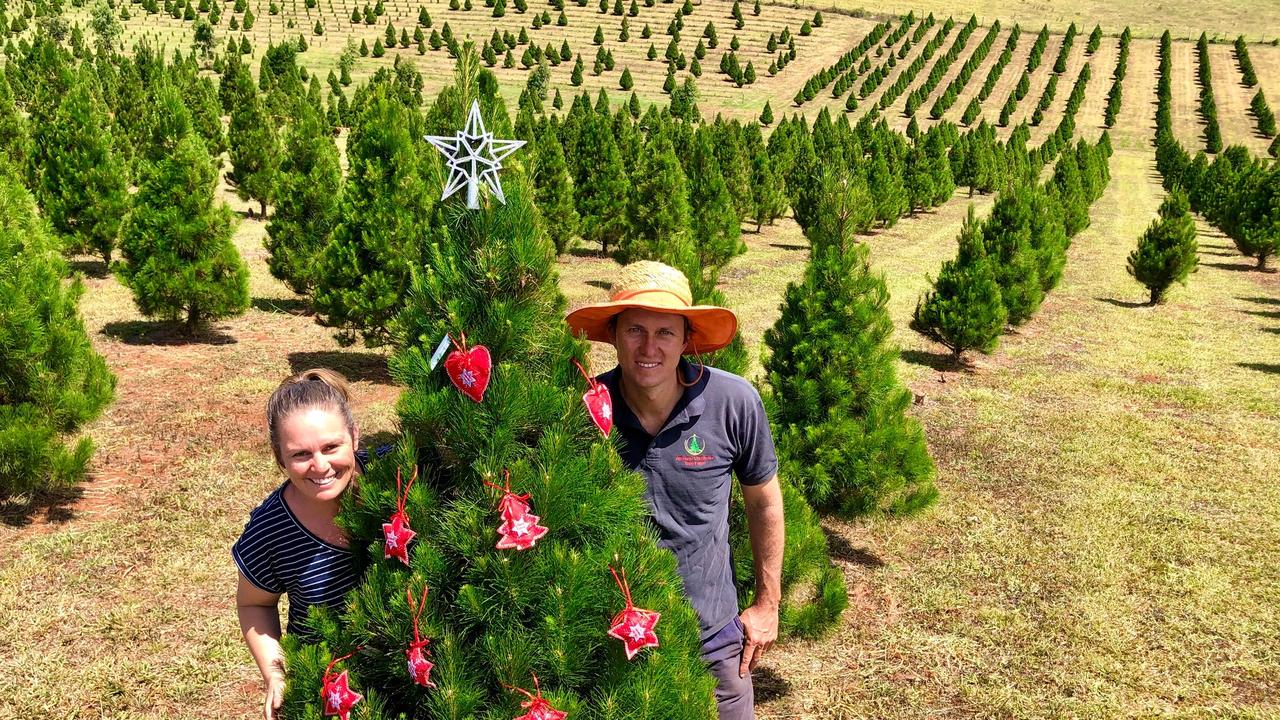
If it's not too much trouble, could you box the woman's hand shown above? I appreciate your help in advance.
[263,667,285,720]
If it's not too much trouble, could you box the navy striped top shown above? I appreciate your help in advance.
[232,450,379,638]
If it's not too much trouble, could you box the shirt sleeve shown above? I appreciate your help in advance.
[733,385,778,487]
[232,517,285,594]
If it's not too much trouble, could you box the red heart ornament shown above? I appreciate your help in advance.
[582,384,613,437]
[444,344,492,403]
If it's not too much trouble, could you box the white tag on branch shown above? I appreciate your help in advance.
[428,333,453,371]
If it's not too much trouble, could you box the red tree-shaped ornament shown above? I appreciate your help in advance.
[573,359,613,437]
[485,469,548,551]
[382,465,418,565]
[404,584,437,688]
[607,564,661,661]
[507,673,568,720]
[444,333,492,403]
[321,651,363,720]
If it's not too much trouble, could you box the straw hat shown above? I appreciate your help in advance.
[565,261,738,352]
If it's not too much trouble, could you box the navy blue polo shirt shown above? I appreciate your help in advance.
[599,359,778,642]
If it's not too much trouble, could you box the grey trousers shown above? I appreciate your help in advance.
[702,617,755,720]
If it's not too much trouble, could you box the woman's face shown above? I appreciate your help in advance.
[277,406,359,506]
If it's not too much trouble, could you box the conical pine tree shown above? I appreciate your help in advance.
[764,169,937,518]
[264,102,343,297]
[117,131,250,333]
[617,132,691,264]
[685,128,744,270]
[530,119,580,255]
[35,67,129,265]
[0,167,116,497]
[226,74,281,217]
[910,205,1008,360]
[573,112,629,255]
[1127,189,1198,304]
[312,84,438,347]
[280,62,718,720]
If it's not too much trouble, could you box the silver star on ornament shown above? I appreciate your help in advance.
[425,99,526,209]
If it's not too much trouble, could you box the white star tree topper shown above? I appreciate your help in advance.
[424,99,526,209]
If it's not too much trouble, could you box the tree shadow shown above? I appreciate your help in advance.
[752,665,792,703]
[0,484,84,528]
[567,246,606,259]
[68,258,109,278]
[769,243,809,251]
[101,320,237,345]
[1237,362,1280,374]
[287,350,394,384]
[1261,327,1280,335]
[1239,296,1280,306]
[822,528,886,568]
[1204,261,1262,272]
[251,296,312,315]
[900,348,962,372]
[1199,250,1239,257]
[1200,243,1234,251]
[585,280,612,291]
[1242,309,1280,320]
[1096,296,1151,308]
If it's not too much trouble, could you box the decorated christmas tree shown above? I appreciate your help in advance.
[280,56,718,719]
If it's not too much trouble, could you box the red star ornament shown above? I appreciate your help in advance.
[321,653,363,720]
[507,674,568,720]
[406,642,436,688]
[405,584,437,688]
[607,606,661,661]
[607,565,661,660]
[382,466,418,566]
[496,511,548,551]
[573,360,613,437]
[444,334,492,403]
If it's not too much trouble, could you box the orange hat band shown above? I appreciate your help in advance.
[610,287,691,307]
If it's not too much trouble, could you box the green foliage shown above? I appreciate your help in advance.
[0,169,115,498]
[911,206,1008,360]
[530,120,579,255]
[35,67,129,265]
[765,169,937,518]
[617,132,690,265]
[313,84,437,347]
[265,103,342,297]
[1127,189,1198,304]
[572,112,629,255]
[226,73,281,217]
[117,132,250,333]
[684,127,743,271]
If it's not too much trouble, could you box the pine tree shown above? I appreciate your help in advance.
[0,70,29,170]
[0,168,115,498]
[1127,189,1198,304]
[313,85,436,347]
[759,100,773,126]
[911,205,1008,360]
[265,103,342,297]
[281,63,718,720]
[982,187,1047,325]
[35,67,129,265]
[573,113,629,255]
[746,128,786,231]
[685,128,744,271]
[530,122,579,255]
[766,168,938,518]
[867,144,907,227]
[118,130,250,334]
[618,132,691,264]
[226,75,281,218]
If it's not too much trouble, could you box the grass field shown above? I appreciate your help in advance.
[2,0,1280,717]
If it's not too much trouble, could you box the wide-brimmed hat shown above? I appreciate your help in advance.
[565,261,738,352]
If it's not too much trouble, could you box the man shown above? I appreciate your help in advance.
[566,261,784,719]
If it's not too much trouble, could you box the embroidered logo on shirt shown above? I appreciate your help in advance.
[684,434,705,456]
[676,434,713,468]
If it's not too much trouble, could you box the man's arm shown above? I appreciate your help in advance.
[738,474,784,678]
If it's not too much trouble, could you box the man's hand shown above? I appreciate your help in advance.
[263,669,285,720]
[738,602,779,678]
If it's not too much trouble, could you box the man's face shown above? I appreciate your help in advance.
[612,308,688,391]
